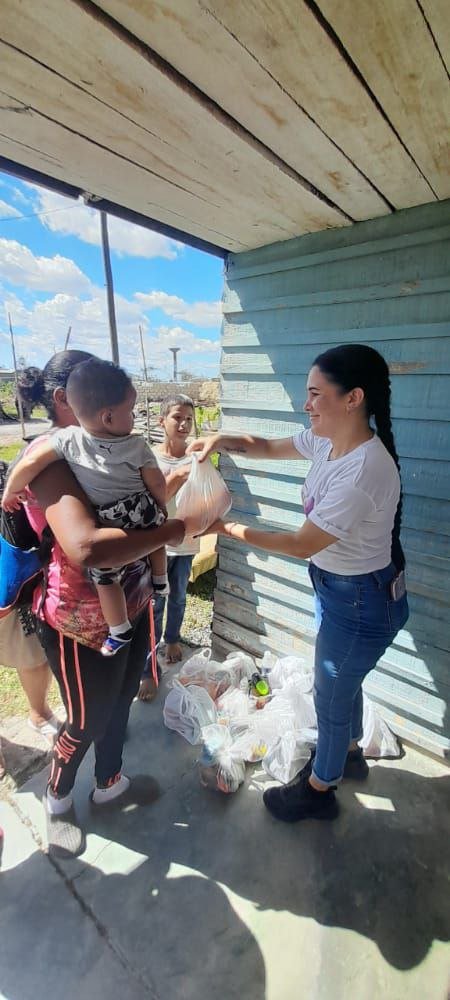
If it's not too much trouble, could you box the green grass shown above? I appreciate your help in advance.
[0,667,61,719]
[0,443,22,463]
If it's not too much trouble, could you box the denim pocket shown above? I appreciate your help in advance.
[387,592,409,635]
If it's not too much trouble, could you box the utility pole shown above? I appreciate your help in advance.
[169,347,180,382]
[8,312,26,440]
[64,326,72,351]
[139,325,148,381]
[139,325,151,443]
[100,211,119,365]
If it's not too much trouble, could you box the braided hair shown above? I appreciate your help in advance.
[313,344,405,571]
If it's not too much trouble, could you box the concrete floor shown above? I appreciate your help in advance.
[1,674,449,1000]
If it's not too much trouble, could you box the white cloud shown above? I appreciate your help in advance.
[0,238,93,295]
[11,187,33,207]
[1,290,220,379]
[0,200,21,219]
[152,325,220,355]
[135,290,222,328]
[31,187,180,260]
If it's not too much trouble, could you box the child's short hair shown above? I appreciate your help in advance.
[66,359,133,417]
[160,394,194,417]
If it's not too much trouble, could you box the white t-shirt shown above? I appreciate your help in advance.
[52,426,157,505]
[155,450,200,557]
[292,428,400,575]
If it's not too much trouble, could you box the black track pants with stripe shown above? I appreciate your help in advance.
[36,610,149,798]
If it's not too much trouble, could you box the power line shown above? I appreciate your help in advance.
[0,203,85,224]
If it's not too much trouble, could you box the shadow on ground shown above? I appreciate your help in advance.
[2,679,449,1000]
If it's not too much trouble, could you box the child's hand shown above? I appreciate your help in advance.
[1,488,25,513]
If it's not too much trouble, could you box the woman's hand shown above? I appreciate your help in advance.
[186,434,221,462]
[182,515,227,538]
[205,518,227,535]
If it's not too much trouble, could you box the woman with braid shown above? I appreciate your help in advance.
[188,345,408,824]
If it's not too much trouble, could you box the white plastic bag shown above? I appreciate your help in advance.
[175,650,240,700]
[360,696,401,758]
[163,680,216,744]
[216,686,253,725]
[267,654,314,693]
[224,651,256,683]
[199,723,246,793]
[262,728,317,784]
[176,455,232,535]
[277,681,317,730]
[175,649,212,688]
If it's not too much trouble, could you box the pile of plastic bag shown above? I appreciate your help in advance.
[163,648,401,794]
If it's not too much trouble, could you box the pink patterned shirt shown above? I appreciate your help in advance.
[23,437,153,650]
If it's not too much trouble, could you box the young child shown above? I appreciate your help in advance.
[139,394,200,701]
[2,358,169,657]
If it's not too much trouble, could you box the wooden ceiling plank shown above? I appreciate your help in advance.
[0,42,289,241]
[132,0,434,210]
[0,98,248,250]
[0,0,348,245]
[93,0,388,221]
[318,0,450,199]
[419,0,450,76]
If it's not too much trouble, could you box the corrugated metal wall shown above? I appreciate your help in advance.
[214,199,450,757]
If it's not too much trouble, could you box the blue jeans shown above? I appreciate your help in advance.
[309,562,409,786]
[142,555,193,679]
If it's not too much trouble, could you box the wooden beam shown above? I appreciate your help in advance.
[94,0,390,221]
[0,0,349,251]
[420,0,450,76]
[109,0,435,210]
[318,0,450,199]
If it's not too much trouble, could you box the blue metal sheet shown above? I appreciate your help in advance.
[216,198,450,757]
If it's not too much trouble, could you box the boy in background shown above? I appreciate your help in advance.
[139,394,200,700]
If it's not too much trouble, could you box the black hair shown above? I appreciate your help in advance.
[66,358,133,417]
[313,344,405,571]
[17,350,94,421]
[160,393,195,418]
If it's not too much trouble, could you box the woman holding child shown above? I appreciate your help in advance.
[2,351,185,857]
[189,344,409,824]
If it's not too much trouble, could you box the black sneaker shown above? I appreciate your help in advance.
[263,771,339,823]
[343,747,369,781]
[290,747,369,784]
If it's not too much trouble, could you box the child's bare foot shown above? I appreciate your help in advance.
[165,642,183,664]
[138,677,158,702]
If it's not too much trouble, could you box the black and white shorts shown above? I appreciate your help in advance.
[90,489,165,586]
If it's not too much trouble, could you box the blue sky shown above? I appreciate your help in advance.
[0,171,224,379]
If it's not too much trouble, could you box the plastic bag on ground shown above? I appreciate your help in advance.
[230,699,296,761]
[267,654,314,693]
[216,686,253,725]
[262,728,317,784]
[176,455,232,536]
[175,649,238,700]
[224,651,256,683]
[175,649,212,688]
[199,723,246,793]
[277,681,317,730]
[163,680,216,745]
[360,696,401,758]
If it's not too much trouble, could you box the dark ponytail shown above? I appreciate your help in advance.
[313,344,405,571]
[18,350,94,422]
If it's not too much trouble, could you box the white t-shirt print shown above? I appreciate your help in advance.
[292,428,400,575]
